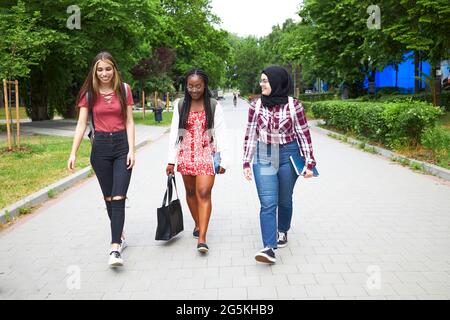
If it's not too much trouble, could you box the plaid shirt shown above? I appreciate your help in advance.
[243,98,316,170]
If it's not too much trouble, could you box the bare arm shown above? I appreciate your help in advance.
[67,107,88,171]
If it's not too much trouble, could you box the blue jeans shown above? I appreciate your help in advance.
[253,140,300,249]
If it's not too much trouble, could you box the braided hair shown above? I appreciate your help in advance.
[178,69,214,131]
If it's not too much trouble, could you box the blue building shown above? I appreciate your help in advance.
[364,52,431,93]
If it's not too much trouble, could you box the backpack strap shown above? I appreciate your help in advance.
[87,91,94,141]
[210,98,217,118]
[288,96,296,123]
[288,96,305,158]
[255,98,262,118]
[122,82,129,101]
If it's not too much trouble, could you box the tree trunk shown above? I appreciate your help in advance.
[30,68,49,121]
[433,62,442,107]
[368,66,376,94]
[60,85,77,119]
[298,64,302,94]
[341,82,349,99]
[395,64,398,89]
[414,51,420,93]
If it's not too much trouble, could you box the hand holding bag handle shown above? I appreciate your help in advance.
[156,174,184,241]
[162,174,179,207]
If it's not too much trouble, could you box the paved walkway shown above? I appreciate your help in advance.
[1,95,450,300]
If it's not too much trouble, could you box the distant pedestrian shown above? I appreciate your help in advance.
[67,51,135,267]
[166,69,229,253]
[242,66,317,264]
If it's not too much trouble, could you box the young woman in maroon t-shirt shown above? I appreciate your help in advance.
[67,52,135,267]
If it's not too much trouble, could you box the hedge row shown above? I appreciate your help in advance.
[311,100,443,148]
[297,92,337,102]
[358,91,450,111]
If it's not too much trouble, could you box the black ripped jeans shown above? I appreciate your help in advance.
[90,130,132,244]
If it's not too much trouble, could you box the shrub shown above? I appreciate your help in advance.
[359,91,450,111]
[311,100,442,147]
[298,92,336,102]
[382,101,442,147]
[421,126,450,163]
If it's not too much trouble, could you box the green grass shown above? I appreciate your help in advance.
[410,162,424,171]
[0,122,23,132]
[0,135,91,209]
[322,122,449,170]
[0,107,28,119]
[19,207,32,215]
[133,111,172,126]
[437,112,450,133]
[305,110,317,120]
[47,189,56,199]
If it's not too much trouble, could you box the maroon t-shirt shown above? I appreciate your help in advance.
[78,84,133,132]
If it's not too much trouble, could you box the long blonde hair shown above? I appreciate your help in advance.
[76,51,128,121]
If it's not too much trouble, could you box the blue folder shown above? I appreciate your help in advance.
[289,154,319,177]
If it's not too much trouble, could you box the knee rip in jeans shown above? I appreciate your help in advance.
[104,196,126,201]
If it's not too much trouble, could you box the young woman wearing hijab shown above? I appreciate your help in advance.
[242,65,317,264]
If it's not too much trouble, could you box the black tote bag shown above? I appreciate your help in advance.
[155,175,184,241]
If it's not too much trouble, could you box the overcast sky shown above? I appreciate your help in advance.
[210,0,303,38]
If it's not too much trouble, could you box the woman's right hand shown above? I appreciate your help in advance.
[67,154,76,172]
[243,168,252,181]
[166,164,175,176]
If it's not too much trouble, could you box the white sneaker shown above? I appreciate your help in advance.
[108,251,124,267]
[277,232,288,248]
[254,247,276,264]
[118,238,127,254]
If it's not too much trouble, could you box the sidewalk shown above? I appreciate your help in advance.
[1,97,449,300]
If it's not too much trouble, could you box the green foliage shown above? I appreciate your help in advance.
[421,126,450,163]
[133,111,173,126]
[0,135,91,209]
[312,100,442,147]
[0,1,60,80]
[47,189,55,199]
[231,36,265,95]
[357,91,450,112]
[298,93,337,102]
[410,162,424,171]
[19,206,32,215]
[384,0,450,67]
[161,0,230,88]
[383,101,442,146]
[0,0,231,120]
[245,0,450,98]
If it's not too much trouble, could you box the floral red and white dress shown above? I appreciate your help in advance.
[177,110,215,176]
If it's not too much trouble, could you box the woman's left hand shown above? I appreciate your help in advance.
[302,168,313,178]
[127,151,135,170]
[218,166,226,174]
